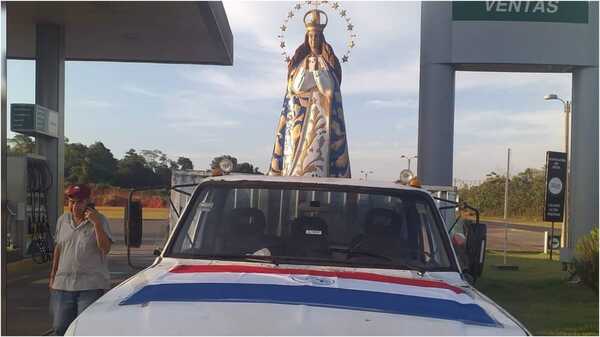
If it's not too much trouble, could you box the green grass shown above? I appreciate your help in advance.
[476,251,598,335]
[63,206,168,220]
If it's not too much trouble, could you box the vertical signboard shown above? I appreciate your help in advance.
[543,151,567,222]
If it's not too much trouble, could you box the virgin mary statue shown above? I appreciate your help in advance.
[268,9,351,178]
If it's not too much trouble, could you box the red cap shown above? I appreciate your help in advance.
[65,184,91,200]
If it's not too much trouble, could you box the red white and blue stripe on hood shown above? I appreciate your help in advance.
[119,264,497,327]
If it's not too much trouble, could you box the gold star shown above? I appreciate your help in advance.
[340,9,347,16]
[288,11,294,18]
[347,23,354,31]
[280,41,286,48]
[332,2,340,9]
[280,25,287,32]
[342,55,349,63]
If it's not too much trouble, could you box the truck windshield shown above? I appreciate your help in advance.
[166,183,455,272]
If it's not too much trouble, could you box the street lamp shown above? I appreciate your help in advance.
[360,170,373,181]
[400,154,418,171]
[544,93,571,248]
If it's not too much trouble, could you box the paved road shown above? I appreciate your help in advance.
[485,220,556,233]
[6,218,549,335]
[484,221,550,252]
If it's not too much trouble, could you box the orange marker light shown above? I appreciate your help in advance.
[408,177,422,188]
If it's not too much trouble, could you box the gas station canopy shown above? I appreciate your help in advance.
[6,1,233,65]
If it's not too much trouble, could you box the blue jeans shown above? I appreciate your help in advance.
[50,289,104,335]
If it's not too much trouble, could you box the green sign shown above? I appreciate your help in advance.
[453,1,589,23]
[10,104,35,131]
[10,104,59,138]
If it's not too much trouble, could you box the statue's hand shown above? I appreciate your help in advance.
[318,57,327,69]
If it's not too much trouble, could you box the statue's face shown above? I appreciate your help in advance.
[308,31,322,54]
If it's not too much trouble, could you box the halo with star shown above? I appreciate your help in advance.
[277,1,358,64]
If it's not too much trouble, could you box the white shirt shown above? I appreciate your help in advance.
[52,213,114,291]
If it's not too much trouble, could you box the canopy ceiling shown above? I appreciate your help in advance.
[6,1,233,65]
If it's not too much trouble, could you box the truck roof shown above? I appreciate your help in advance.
[199,174,427,193]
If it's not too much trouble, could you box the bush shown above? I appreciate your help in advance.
[573,227,599,294]
[103,195,128,207]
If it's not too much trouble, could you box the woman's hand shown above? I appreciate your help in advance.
[84,207,101,225]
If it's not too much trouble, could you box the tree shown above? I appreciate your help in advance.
[141,150,168,170]
[115,149,155,188]
[7,135,34,155]
[141,149,175,186]
[458,167,546,219]
[86,142,118,184]
[234,162,263,175]
[177,156,194,170]
[64,140,89,184]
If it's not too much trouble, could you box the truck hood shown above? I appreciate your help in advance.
[67,259,527,335]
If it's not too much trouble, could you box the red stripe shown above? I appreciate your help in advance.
[170,264,464,294]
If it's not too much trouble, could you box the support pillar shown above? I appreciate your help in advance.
[35,24,65,234]
[562,66,599,261]
[417,63,455,187]
[1,3,8,335]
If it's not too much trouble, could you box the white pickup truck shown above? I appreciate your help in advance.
[66,174,529,335]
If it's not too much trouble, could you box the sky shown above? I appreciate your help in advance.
[5,1,572,183]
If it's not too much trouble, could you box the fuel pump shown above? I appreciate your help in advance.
[6,103,58,263]
[26,158,54,263]
[6,155,54,263]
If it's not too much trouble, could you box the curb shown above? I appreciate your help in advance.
[7,258,51,282]
[8,258,50,272]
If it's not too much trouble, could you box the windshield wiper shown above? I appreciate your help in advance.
[329,247,427,274]
[329,247,393,262]
[389,262,427,276]
[184,254,281,266]
[180,253,427,275]
[277,254,428,275]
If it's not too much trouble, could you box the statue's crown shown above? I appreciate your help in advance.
[304,9,328,32]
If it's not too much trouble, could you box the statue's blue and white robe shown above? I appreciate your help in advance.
[269,56,351,178]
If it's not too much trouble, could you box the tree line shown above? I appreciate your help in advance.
[458,167,547,219]
[8,135,546,216]
[6,135,262,188]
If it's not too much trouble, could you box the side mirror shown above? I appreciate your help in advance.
[153,247,162,256]
[125,200,143,248]
[464,221,487,280]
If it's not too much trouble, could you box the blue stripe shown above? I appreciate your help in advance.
[120,283,496,326]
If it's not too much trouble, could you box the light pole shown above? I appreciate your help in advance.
[503,148,511,265]
[360,170,373,181]
[544,93,571,248]
[400,154,418,172]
